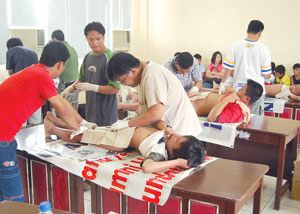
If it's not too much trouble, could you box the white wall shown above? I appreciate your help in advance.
[130,0,300,75]
[0,0,131,64]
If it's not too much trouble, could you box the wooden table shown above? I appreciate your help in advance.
[206,115,300,210]
[0,200,71,214]
[90,159,268,214]
[172,159,268,214]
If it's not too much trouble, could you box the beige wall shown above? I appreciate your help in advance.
[130,0,300,75]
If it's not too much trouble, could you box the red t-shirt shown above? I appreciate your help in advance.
[217,94,250,123]
[0,64,58,141]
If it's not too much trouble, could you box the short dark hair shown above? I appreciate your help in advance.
[39,41,70,66]
[247,20,264,34]
[84,22,105,37]
[271,62,276,72]
[172,136,206,168]
[246,79,263,105]
[51,29,65,41]
[211,51,222,64]
[275,65,286,75]
[174,52,181,57]
[107,52,140,81]
[194,54,202,60]
[6,38,23,49]
[293,63,300,70]
[176,52,193,69]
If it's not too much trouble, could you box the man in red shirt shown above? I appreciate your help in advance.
[191,79,263,123]
[0,41,94,202]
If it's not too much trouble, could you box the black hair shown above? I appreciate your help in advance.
[211,51,222,64]
[39,41,70,66]
[246,79,263,105]
[107,52,140,81]
[271,62,276,72]
[176,52,193,69]
[293,63,300,70]
[84,22,105,37]
[275,65,286,75]
[194,54,202,60]
[51,29,65,41]
[6,38,23,49]
[174,52,181,57]
[247,20,264,34]
[172,136,206,168]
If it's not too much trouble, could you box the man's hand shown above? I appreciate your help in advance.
[80,119,97,129]
[188,86,199,97]
[70,126,88,139]
[75,83,99,92]
[218,82,225,95]
[111,120,129,130]
[61,85,74,99]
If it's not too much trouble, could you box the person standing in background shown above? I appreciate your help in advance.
[51,30,79,110]
[61,22,120,126]
[163,52,203,97]
[219,20,272,115]
[194,53,206,79]
[6,38,41,127]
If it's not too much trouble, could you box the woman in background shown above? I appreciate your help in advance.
[203,51,224,88]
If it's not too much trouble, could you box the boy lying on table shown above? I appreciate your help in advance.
[44,112,206,173]
[265,84,300,102]
[191,79,263,123]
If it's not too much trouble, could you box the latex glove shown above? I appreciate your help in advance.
[218,82,225,95]
[188,86,199,97]
[70,126,88,139]
[61,85,74,99]
[76,83,99,92]
[111,120,129,130]
[80,119,97,129]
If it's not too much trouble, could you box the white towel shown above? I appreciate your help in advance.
[197,117,243,148]
[264,97,287,114]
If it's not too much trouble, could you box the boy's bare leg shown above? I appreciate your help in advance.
[265,84,282,96]
[44,117,82,143]
[46,111,70,129]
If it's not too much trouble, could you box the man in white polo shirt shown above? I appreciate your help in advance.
[106,52,202,137]
[219,20,272,115]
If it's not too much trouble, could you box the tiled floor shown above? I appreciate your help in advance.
[239,175,300,214]
[83,175,300,213]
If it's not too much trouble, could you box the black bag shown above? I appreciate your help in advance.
[204,77,221,84]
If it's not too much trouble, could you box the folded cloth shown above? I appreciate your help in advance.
[264,97,287,114]
[81,126,136,148]
[197,117,243,148]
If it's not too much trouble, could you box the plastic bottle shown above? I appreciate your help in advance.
[39,201,53,214]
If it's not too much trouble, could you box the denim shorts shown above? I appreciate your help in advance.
[0,140,24,202]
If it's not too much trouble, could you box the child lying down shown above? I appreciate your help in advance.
[191,79,263,123]
[265,84,300,102]
[213,80,300,102]
[44,113,206,173]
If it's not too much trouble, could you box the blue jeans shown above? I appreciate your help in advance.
[0,140,24,202]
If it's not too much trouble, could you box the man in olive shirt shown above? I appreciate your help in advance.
[51,30,79,110]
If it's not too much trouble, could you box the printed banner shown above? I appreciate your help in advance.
[16,125,217,205]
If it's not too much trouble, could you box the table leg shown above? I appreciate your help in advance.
[69,174,84,214]
[274,137,286,210]
[253,177,263,214]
